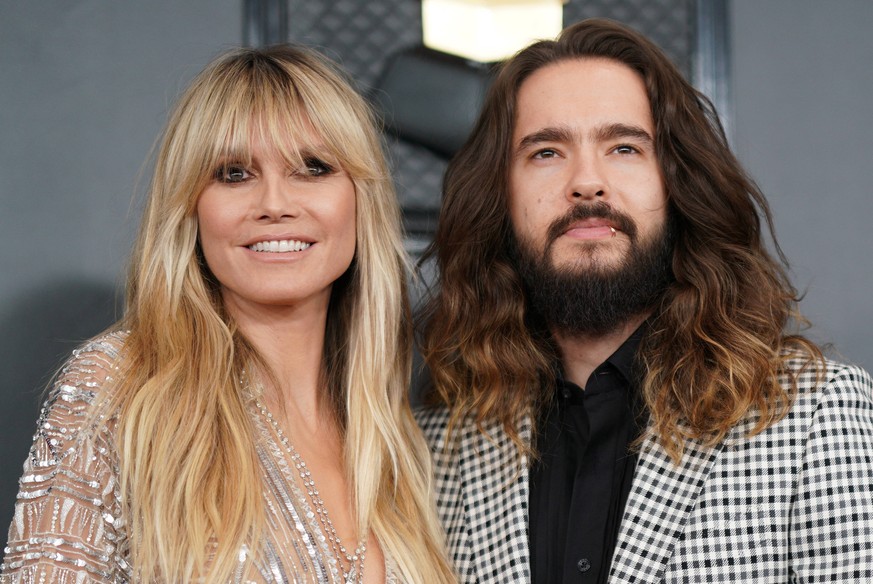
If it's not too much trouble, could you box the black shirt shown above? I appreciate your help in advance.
[528,329,644,583]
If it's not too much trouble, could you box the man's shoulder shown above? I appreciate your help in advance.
[413,403,451,425]
[810,357,872,410]
[413,404,454,448]
[770,355,873,440]
[413,405,495,459]
[784,354,872,405]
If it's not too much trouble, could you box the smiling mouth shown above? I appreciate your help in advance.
[248,239,312,253]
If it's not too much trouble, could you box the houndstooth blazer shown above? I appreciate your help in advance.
[416,358,873,583]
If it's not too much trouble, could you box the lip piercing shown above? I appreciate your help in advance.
[610,227,617,237]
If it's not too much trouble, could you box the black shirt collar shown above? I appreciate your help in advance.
[604,323,646,386]
[555,322,647,395]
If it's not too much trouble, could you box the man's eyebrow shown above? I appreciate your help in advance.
[592,122,654,144]
[515,123,654,153]
[516,126,576,151]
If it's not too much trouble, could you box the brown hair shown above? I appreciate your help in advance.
[419,18,821,461]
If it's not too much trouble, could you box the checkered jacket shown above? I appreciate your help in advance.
[416,358,873,583]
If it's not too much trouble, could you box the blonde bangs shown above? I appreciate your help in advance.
[276,57,385,183]
[166,48,384,221]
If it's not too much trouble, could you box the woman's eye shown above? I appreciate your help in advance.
[301,157,334,177]
[214,164,251,183]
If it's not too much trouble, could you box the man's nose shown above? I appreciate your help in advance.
[566,154,608,202]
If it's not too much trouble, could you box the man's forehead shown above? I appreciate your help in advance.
[512,58,654,142]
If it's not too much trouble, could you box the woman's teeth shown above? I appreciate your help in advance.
[248,240,311,252]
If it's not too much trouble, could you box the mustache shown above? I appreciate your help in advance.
[545,202,638,246]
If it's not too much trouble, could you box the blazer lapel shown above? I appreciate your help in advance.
[608,430,728,584]
[458,415,532,584]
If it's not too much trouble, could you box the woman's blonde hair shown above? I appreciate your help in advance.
[104,46,453,582]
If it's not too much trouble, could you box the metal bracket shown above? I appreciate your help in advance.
[693,0,732,140]
[243,0,288,47]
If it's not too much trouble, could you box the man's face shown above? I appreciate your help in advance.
[508,57,668,277]
[507,58,673,335]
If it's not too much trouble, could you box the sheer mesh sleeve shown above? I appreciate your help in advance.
[1,332,131,584]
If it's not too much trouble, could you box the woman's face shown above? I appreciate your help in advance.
[196,135,356,316]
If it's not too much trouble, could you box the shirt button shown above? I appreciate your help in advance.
[577,558,591,572]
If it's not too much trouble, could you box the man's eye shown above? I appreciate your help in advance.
[301,157,334,177]
[214,164,251,183]
[614,145,639,155]
[532,149,558,159]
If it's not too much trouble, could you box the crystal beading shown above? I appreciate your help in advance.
[255,399,367,584]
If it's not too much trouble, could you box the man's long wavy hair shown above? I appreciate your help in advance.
[420,18,822,462]
[99,46,454,582]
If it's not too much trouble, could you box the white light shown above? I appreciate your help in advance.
[422,0,564,63]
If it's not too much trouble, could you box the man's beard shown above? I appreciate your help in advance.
[512,202,675,337]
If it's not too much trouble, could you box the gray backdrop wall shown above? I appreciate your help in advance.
[1,0,871,547]
[731,0,873,370]
[0,0,241,547]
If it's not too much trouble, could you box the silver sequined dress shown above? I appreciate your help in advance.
[0,332,399,583]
